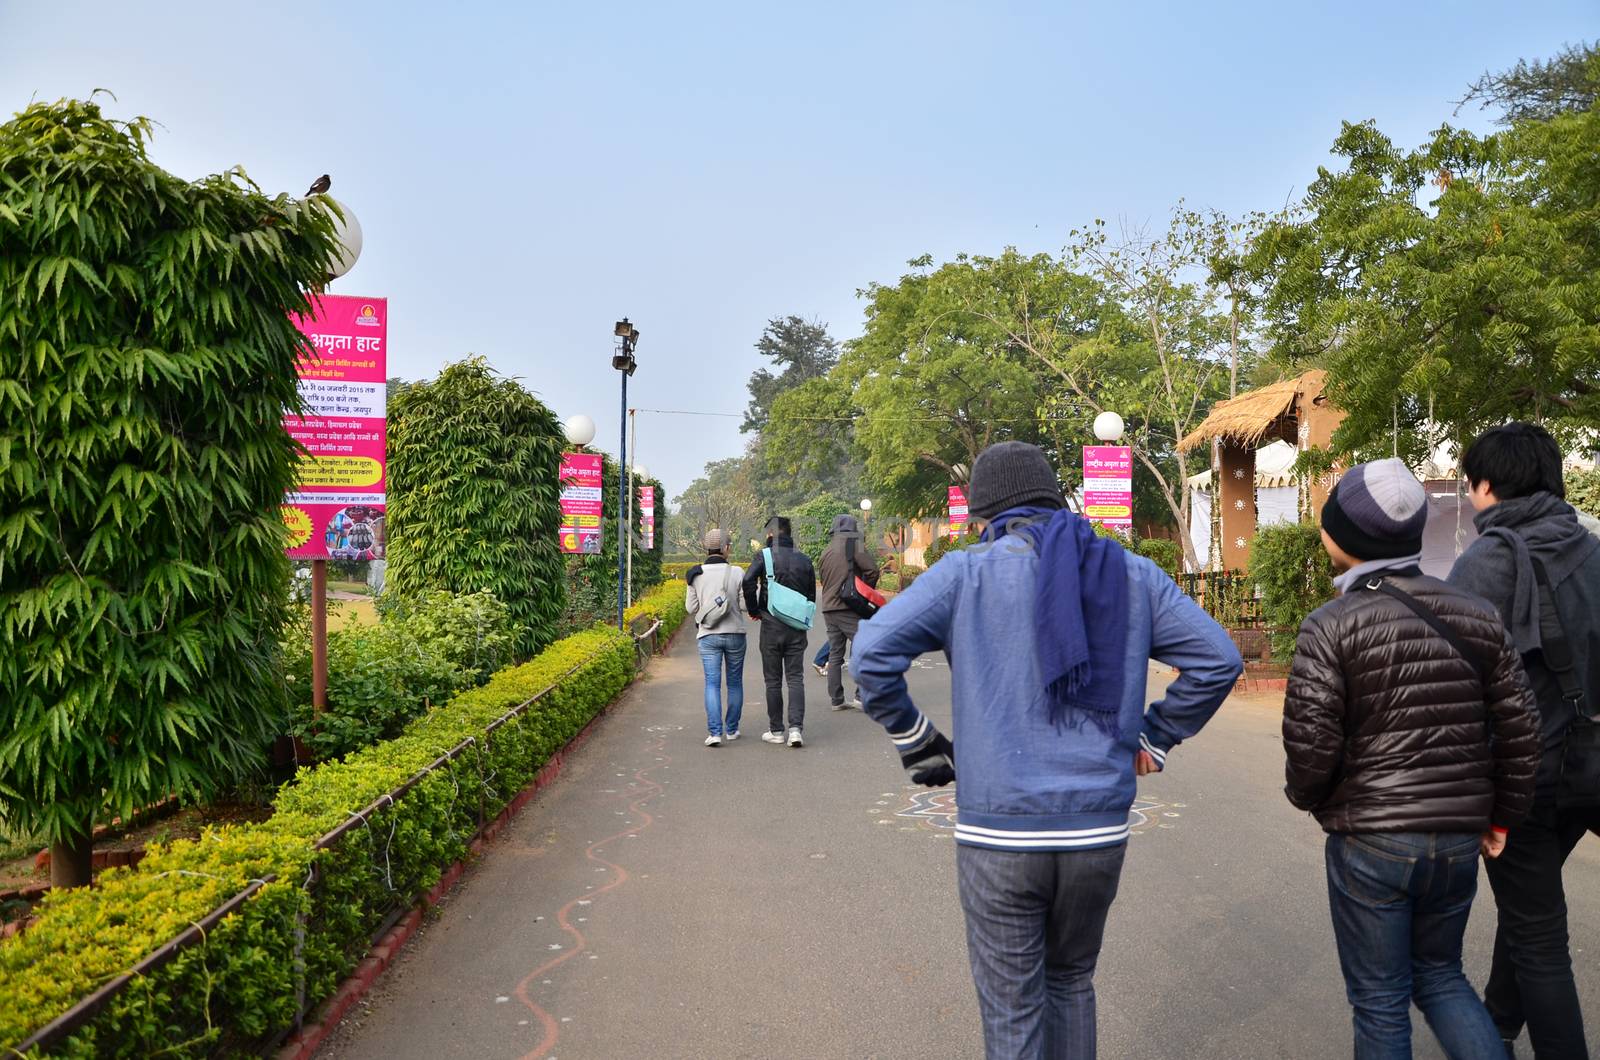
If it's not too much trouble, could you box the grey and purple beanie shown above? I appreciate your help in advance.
[1321,457,1427,560]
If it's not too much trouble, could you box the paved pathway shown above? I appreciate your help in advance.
[324,625,1600,1059]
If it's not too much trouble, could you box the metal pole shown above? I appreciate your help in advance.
[312,558,328,713]
[617,371,628,630]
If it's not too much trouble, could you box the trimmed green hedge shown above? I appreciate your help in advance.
[625,581,690,644]
[0,626,634,1056]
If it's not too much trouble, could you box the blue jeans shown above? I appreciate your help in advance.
[957,842,1126,1059]
[1325,832,1503,1059]
[698,633,746,736]
[813,641,830,667]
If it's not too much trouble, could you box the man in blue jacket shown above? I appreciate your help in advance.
[853,441,1242,1060]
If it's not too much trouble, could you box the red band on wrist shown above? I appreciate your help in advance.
[1491,826,1508,835]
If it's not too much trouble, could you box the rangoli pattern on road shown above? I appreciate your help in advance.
[877,789,1185,836]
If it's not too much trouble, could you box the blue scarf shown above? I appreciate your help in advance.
[983,507,1129,734]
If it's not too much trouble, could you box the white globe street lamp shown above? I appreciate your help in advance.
[859,498,873,512]
[632,464,649,482]
[1093,411,1126,443]
[564,414,596,447]
[321,198,363,280]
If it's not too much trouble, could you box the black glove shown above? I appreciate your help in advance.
[901,731,955,787]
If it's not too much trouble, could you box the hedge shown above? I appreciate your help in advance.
[624,581,689,644]
[1252,523,1335,659]
[0,625,634,1056]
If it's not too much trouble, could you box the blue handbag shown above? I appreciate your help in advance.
[762,548,815,631]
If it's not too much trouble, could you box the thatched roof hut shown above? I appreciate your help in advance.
[1178,370,1328,452]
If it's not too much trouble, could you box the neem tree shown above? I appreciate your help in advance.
[385,357,567,656]
[0,99,340,885]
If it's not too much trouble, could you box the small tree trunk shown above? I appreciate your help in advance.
[50,832,93,889]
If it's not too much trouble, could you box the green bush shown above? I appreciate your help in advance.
[897,564,926,590]
[1134,538,1182,579]
[1252,523,1335,658]
[791,493,853,565]
[1569,467,1600,520]
[282,590,520,761]
[0,98,340,860]
[625,581,690,644]
[924,530,979,568]
[662,561,696,581]
[0,626,635,1056]
[386,358,567,657]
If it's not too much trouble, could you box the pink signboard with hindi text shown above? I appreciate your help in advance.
[639,485,656,550]
[560,452,604,554]
[1082,445,1133,535]
[947,485,969,538]
[281,294,388,560]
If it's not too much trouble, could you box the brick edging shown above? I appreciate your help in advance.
[276,621,685,1060]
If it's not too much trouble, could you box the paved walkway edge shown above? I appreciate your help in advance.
[278,628,682,1060]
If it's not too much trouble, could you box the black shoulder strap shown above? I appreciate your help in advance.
[1365,580,1489,685]
[1531,557,1587,710]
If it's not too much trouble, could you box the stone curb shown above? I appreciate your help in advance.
[276,624,681,1060]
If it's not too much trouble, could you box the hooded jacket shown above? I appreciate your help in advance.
[1449,491,1600,794]
[818,514,878,613]
[741,525,816,620]
[1284,569,1540,833]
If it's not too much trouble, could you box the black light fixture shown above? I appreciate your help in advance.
[612,318,639,375]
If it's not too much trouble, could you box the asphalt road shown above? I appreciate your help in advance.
[324,624,1600,1060]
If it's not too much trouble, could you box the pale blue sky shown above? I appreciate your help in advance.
[2,2,1592,496]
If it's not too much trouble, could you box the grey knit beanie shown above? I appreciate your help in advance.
[968,441,1065,520]
[1320,457,1427,560]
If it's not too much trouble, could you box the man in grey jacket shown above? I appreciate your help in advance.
[818,514,878,710]
[1447,422,1600,1058]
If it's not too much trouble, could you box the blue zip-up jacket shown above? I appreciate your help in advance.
[851,534,1241,851]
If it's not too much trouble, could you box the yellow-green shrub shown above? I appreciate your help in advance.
[0,626,633,1057]
[624,582,689,644]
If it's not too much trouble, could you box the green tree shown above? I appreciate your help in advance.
[824,252,1072,516]
[1246,86,1600,466]
[0,98,340,885]
[386,357,566,655]
[742,315,840,433]
[672,452,766,556]
[1459,41,1598,124]
[791,493,853,565]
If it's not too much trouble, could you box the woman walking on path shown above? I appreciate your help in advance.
[685,529,747,747]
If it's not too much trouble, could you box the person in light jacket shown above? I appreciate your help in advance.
[685,529,747,747]
[852,441,1241,1060]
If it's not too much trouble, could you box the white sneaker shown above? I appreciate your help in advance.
[761,731,786,745]
[724,730,740,742]
[704,734,721,747]
[852,693,864,708]
[813,663,827,677]
[788,727,804,748]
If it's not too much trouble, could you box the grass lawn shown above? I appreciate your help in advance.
[328,598,377,631]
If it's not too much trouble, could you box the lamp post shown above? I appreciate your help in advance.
[612,319,639,630]
[564,414,596,448]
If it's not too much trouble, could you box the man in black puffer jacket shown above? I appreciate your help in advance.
[1284,458,1540,1058]
[1448,422,1600,1059]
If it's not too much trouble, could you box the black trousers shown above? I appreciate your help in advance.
[759,620,807,733]
[824,609,860,706]
[1484,796,1600,1058]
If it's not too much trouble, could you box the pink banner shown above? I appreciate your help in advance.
[947,485,969,538]
[1082,445,1133,534]
[282,294,388,559]
[639,485,656,550]
[560,452,604,554]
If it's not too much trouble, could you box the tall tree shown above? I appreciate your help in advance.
[387,357,567,655]
[1245,92,1600,465]
[1459,41,1598,124]
[742,315,840,433]
[0,99,340,885]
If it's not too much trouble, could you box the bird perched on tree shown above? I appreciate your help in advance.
[305,174,331,196]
